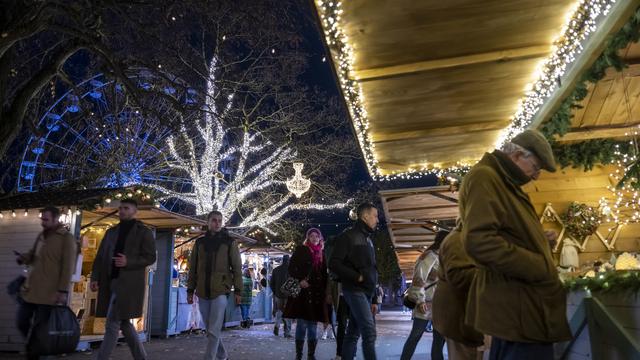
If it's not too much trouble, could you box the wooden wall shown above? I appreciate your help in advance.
[0,215,43,351]
[523,165,640,266]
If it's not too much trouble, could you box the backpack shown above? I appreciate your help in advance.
[324,235,341,281]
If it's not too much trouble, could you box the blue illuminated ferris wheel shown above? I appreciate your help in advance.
[17,72,195,211]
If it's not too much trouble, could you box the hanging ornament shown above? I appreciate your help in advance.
[286,162,311,198]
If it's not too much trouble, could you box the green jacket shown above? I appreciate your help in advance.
[187,229,242,300]
[461,151,571,343]
[432,229,483,347]
[240,276,253,305]
[22,226,77,305]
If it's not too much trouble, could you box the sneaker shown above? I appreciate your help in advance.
[274,326,279,336]
[321,332,328,340]
[284,333,293,338]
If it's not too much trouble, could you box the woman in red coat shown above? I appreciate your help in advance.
[285,228,328,360]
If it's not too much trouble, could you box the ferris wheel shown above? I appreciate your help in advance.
[17,72,194,211]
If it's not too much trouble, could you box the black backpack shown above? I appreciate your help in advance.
[324,235,341,281]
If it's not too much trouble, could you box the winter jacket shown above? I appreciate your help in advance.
[270,260,290,299]
[21,226,77,305]
[407,250,438,320]
[187,229,243,300]
[284,245,328,323]
[329,220,378,299]
[461,151,572,343]
[240,276,253,305]
[432,229,483,347]
[91,220,156,319]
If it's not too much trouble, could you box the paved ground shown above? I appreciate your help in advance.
[2,311,446,359]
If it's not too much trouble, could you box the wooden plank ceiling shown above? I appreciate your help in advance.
[324,0,577,174]
[379,186,458,278]
[559,42,640,142]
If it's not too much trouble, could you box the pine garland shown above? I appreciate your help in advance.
[546,8,640,170]
[564,270,640,294]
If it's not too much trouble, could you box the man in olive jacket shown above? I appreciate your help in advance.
[461,130,571,359]
[16,206,77,357]
[187,210,243,360]
[91,199,156,360]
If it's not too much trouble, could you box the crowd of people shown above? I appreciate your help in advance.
[12,129,570,360]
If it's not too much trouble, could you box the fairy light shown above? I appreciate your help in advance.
[147,56,348,230]
[498,0,616,147]
[316,0,617,180]
[599,143,639,226]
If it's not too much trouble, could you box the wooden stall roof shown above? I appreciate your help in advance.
[316,0,639,176]
[84,206,206,228]
[379,186,458,278]
[558,42,640,142]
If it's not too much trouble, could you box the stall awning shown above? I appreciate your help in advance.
[83,206,206,228]
[315,0,640,179]
[379,186,458,278]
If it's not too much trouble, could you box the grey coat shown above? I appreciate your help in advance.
[91,220,156,319]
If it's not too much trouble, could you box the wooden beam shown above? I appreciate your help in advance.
[530,0,640,129]
[556,122,640,142]
[373,121,508,143]
[353,45,550,81]
[388,204,459,212]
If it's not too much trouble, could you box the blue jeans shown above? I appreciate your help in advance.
[240,304,250,320]
[295,319,318,341]
[341,289,377,360]
[199,295,228,360]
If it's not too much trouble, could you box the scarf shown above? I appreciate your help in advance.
[304,228,324,269]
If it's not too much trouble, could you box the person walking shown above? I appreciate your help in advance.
[270,255,292,337]
[329,203,380,360]
[324,234,348,360]
[432,225,485,360]
[15,206,77,360]
[284,228,328,360]
[187,210,243,360]
[240,268,253,328]
[400,230,447,360]
[461,130,571,359]
[91,199,156,360]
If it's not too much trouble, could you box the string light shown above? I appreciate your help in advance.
[498,0,616,147]
[316,0,617,180]
[145,57,347,231]
[599,143,640,226]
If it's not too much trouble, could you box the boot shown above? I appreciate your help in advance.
[240,320,247,328]
[274,325,280,336]
[295,339,304,360]
[307,339,317,360]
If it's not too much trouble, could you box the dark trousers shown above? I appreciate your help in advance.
[489,337,554,360]
[16,301,51,360]
[400,318,446,360]
[335,295,350,357]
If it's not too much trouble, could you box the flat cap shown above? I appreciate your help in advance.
[511,129,556,172]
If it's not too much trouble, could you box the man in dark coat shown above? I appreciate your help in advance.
[329,203,380,360]
[91,199,156,360]
[187,210,243,360]
[269,254,292,337]
[461,130,572,359]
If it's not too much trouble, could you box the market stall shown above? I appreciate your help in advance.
[0,187,205,350]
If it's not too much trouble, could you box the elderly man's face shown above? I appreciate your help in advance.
[512,151,542,180]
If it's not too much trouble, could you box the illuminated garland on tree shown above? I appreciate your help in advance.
[316,0,619,180]
[563,270,640,293]
[146,57,348,231]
